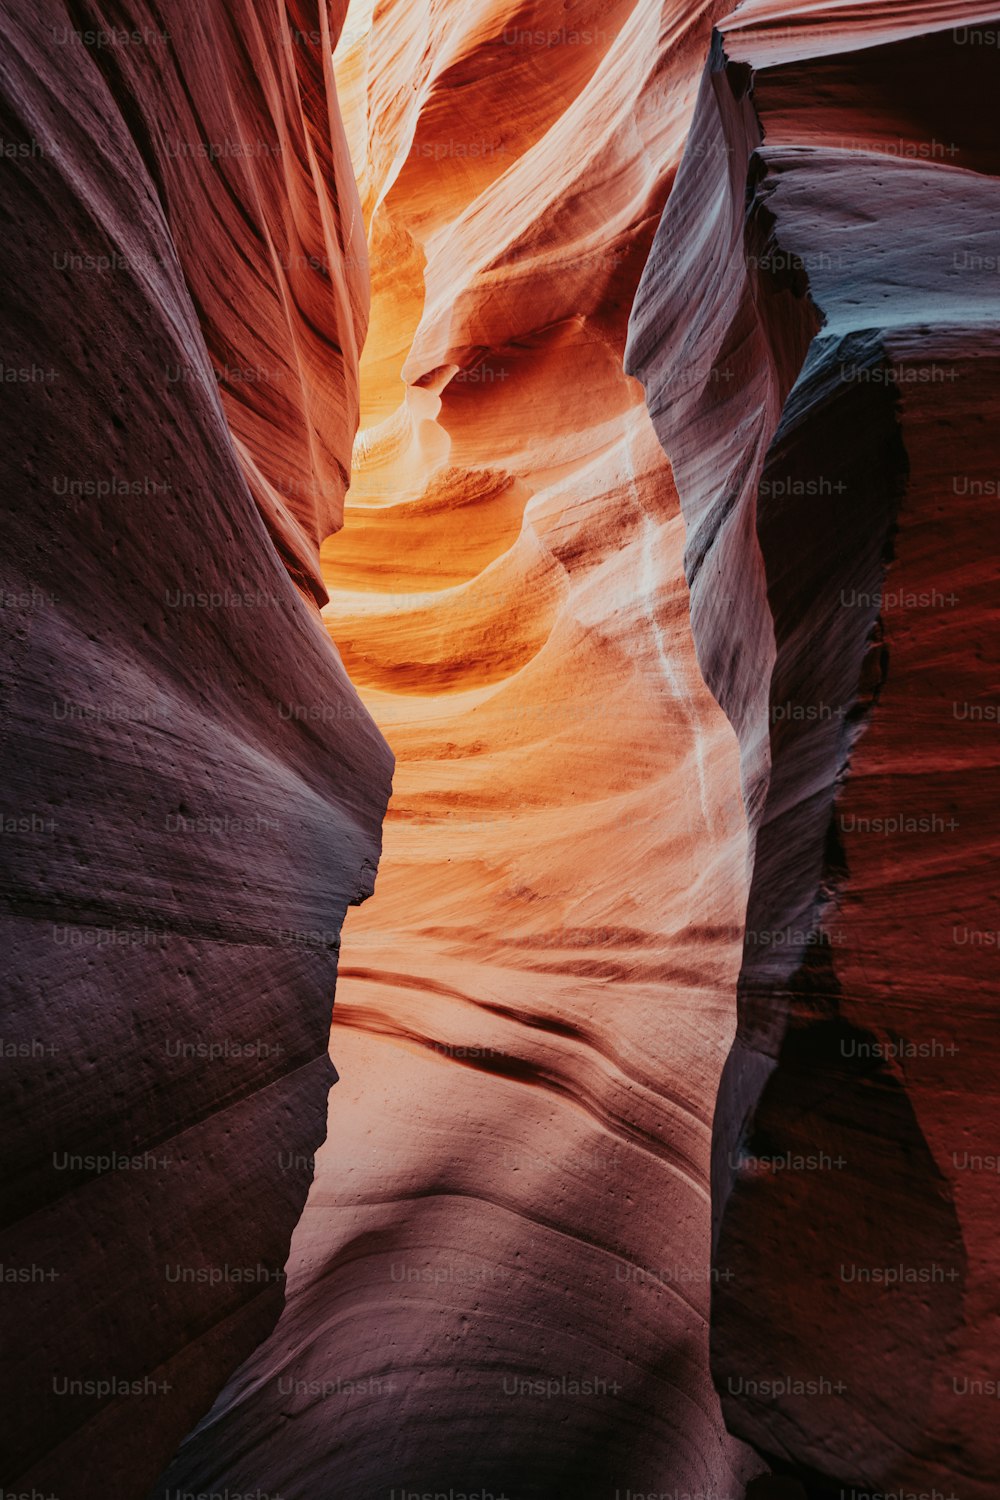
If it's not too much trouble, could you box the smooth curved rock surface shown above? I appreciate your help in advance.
[9,2,992,1496]
[1,3,391,1496]
[153,2,767,1496]
[627,8,1000,1495]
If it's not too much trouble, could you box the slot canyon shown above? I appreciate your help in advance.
[1,2,998,1500]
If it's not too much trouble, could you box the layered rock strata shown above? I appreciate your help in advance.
[0,3,391,1496]
[153,0,768,1496]
[627,7,1000,1495]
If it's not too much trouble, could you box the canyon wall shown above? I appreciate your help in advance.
[0,3,391,1496]
[6,1,994,1495]
[627,4,1000,1494]
[153,1,769,1497]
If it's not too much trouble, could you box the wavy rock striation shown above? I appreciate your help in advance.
[0,3,390,1496]
[627,6,1000,1494]
[153,1,769,1496]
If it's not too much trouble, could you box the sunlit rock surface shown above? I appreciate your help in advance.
[0,3,390,1496]
[153,1,765,1496]
[627,6,1000,1494]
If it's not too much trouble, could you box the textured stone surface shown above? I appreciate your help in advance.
[7,2,995,1496]
[627,8,1000,1495]
[152,1,766,1496]
[0,3,391,1495]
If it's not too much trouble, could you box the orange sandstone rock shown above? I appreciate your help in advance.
[154,2,764,1497]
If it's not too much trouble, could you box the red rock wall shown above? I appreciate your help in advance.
[627,7,1000,1494]
[0,3,391,1496]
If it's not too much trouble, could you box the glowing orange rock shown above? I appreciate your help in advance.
[155,1,764,1495]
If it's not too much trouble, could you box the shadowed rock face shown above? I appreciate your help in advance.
[0,3,391,1496]
[627,8,1000,1495]
[151,1,768,1497]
